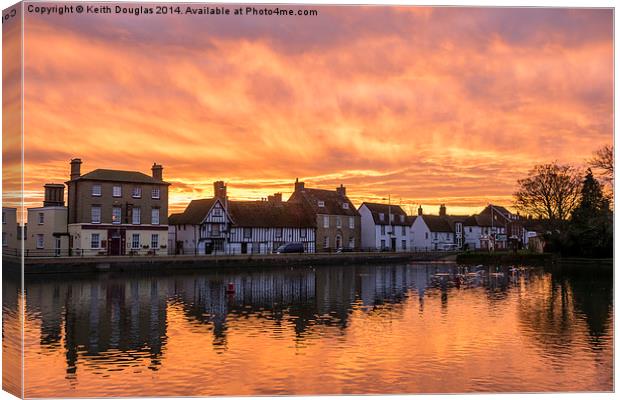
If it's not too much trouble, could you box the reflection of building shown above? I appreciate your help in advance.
[25,184,69,255]
[359,202,411,251]
[289,180,360,252]
[66,159,170,256]
[2,207,18,252]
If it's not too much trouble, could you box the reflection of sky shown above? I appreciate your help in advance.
[4,6,612,218]
[16,263,613,396]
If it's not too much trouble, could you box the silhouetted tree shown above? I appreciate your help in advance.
[564,170,613,258]
[514,163,582,224]
[588,145,614,185]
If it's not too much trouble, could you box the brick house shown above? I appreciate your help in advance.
[288,180,360,252]
[66,159,170,256]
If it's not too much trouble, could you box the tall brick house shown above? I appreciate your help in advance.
[66,159,170,256]
[288,179,360,252]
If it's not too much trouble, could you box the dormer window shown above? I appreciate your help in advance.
[318,201,325,207]
[379,213,385,221]
[400,215,404,223]
[342,203,349,209]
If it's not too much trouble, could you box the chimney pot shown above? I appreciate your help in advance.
[43,184,65,207]
[152,163,163,181]
[294,178,305,192]
[70,158,82,180]
[336,184,346,196]
[418,206,423,216]
[214,181,227,199]
[439,204,446,217]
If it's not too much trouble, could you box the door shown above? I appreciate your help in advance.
[241,242,247,254]
[391,238,396,251]
[54,238,61,256]
[109,229,122,256]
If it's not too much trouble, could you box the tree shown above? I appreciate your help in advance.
[565,169,613,258]
[513,163,582,224]
[588,145,613,185]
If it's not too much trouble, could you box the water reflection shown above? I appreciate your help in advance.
[15,262,613,396]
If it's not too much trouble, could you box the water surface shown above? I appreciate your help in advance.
[5,262,613,397]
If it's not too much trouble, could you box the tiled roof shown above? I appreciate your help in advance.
[360,202,409,226]
[420,215,454,232]
[289,188,360,217]
[169,198,217,225]
[228,201,315,228]
[69,169,169,185]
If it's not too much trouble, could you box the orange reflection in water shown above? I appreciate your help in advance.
[18,264,613,397]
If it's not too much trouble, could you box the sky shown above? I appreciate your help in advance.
[3,4,613,219]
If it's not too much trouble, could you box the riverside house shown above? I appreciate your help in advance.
[359,202,411,251]
[25,184,69,256]
[288,180,361,252]
[168,182,316,255]
[463,204,522,250]
[66,159,170,256]
[410,205,467,251]
[2,207,18,253]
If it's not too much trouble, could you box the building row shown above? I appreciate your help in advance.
[2,160,546,257]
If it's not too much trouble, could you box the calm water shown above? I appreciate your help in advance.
[3,262,613,397]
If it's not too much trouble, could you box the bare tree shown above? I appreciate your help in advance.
[514,163,582,222]
[588,144,614,185]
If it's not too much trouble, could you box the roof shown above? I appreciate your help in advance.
[68,169,170,185]
[169,198,217,225]
[288,188,360,217]
[360,202,409,226]
[228,201,315,228]
[420,215,453,232]
[463,205,516,227]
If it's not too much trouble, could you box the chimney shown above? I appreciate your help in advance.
[70,158,82,180]
[418,206,423,216]
[294,178,305,192]
[43,184,65,207]
[439,204,446,217]
[336,184,346,197]
[152,163,163,181]
[214,181,227,199]
[267,192,282,203]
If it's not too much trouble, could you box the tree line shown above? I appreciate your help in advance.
[513,145,613,258]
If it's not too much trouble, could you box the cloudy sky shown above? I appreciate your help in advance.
[7,5,614,217]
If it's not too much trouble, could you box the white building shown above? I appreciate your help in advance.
[2,207,18,253]
[410,205,466,251]
[463,205,519,250]
[359,202,411,251]
[25,184,69,256]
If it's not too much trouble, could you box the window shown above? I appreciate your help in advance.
[402,226,406,235]
[112,207,121,224]
[91,206,101,224]
[2,211,5,224]
[243,228,252,239]
[2,232,7,247]
[151,234,159,249]
[323,215,329,228]
[342,203,349,209]
[275,228,283,238]
[92,184,102,197]
[425,232,429,239]
[349,217,354,229]
[381,239,386,249]
[456,223,462,233]
[390,214,394,223]
[132,207,141,225]
[36,234,44,249]
[113,185,122,197]
[91,233,100,249]
[212,224,220,236]
[379,213,385,221]
[323,236,329,249]
[151,208,160,225]
[400,215,405,223]
[38,212,44,225]
[132,187,142,198]
[152,187,160,199]
[213,206,222,217]
[434,232,438,239]
[300,229,307,238]
[349,237,355,249]
[131,234,140,249]
[469,227,472,233]
[402,240,407,250]
[318,201,325,207]
[336,216,342,228]
[381,225,386,235]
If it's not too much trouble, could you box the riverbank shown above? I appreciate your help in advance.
[5,251,458,274]
[456,252,553,265]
